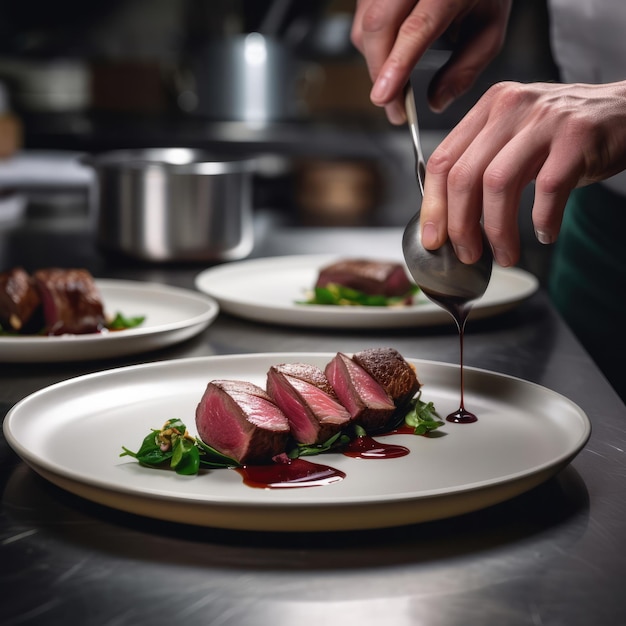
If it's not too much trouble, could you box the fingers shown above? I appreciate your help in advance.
[351,0,418,124]
[369,0,461,107]
[531,130,587,245]
[420,95,494,255]
[427,3,512,112]
[353,0,498,123]
[420,83,572,267]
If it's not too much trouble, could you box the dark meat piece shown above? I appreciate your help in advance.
[195,379,290,465]
[0,267,42,333]
[267,363,351,445]
[33,268,106,335]
[315,259,413,297]
[352,347,421,409]
[325,352,396,432]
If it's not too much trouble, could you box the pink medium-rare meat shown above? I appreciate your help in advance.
[325,352,396,432]
[195,379,290,465]
[0,267,42,333]
[352,347,421,409]
[33,268,106,335]
[266,363,351,445]
[269,362,338,397]
[315,259,413,297]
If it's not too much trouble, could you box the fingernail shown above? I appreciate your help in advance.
[535,229,554,245]
[371,74,390,103]
[453,244,474,264]
[494,247,512,267]
[386,102,406,125]
[421,222,439,249]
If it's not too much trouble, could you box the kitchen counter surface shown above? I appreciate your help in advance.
[1,216,625,626]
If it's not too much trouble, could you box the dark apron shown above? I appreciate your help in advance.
[548,183,626,401]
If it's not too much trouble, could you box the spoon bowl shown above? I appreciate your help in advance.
[402,212,493,303]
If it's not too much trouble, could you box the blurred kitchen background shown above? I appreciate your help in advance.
[0,0,559,279]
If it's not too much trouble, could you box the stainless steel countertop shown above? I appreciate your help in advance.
[1,216,625,626]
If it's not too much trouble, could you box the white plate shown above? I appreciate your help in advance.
[0,280,219,362]
[3,353,590,531]
[194,255,539,328]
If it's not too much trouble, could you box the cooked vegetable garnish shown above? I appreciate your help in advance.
[298,283,419,307]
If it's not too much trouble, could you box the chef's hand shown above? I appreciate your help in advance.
[351,0,512,124]
[420,80,626,267]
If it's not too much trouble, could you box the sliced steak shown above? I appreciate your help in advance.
[33,268,106,335]
[325,352,395,432]
[195,379,290,465]
[315,258,413,297]
[352,347,421,409]
[0,267,42,333]
[267,363,351,445]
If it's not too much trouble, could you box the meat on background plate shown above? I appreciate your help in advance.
[0,267,42,333]
[315,259,413,297]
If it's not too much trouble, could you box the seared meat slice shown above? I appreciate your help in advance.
[33,268,106,335]
[267,363,351,445]
[352,347,421,409]
[195,380,290,465]
[315,259,413,297]
[325,352,395,432]
[0,267,42,333]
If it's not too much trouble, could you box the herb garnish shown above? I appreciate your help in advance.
[287,431,352,459]
[404,391,445,435]
[106,312,146,331]
[120,418,239,474]
[297,283,419,307]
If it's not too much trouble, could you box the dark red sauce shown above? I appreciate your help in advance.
[342,434,410,459]
[381,423,416,436]
[235,458,345,489]
[233,433,412,489]
[422,289,478,424]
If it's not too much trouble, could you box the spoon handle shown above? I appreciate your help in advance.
[405,84,426,197]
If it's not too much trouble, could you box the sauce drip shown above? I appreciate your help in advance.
[422,289,478,424]
[236,458,345,489]
[342,434,410,459]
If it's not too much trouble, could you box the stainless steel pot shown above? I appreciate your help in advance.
[193,33,304,122]
[88,148,255,262]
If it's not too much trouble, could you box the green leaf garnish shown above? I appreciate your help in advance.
[287,431,352,459]
[403,391,445,435]
[297,283,419,307]
[195,439,240,468]
[106,312,146,330]
[120,418,205,475]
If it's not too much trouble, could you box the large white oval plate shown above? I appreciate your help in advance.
[3,353,590,531]
[0,280,219,362]
[194,254,539,328]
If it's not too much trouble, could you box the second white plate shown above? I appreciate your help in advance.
[195,255,539,328]
[0,280,219,362]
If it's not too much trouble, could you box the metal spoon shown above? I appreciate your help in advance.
[402,83,493,424]
[401,83,493,305]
